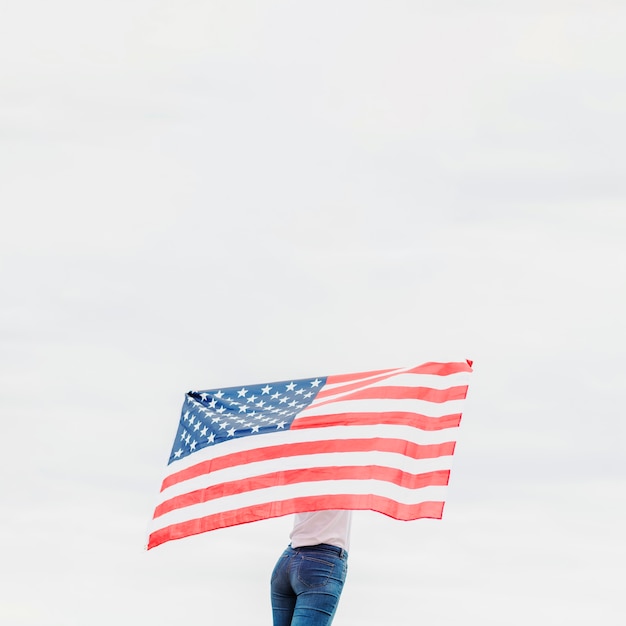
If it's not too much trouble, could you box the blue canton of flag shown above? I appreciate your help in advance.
[170,376,327,463]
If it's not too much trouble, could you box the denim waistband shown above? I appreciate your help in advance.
[291,543,347,558]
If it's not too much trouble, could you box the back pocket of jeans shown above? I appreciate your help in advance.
[297,556,334,588]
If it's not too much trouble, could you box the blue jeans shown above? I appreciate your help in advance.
[271,544,349,626]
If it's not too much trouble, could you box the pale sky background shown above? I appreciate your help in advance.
[2,1,625,624]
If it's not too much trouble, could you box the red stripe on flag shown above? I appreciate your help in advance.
[404,362,473,375]
[324,368,399,385]
[148,494,445,549]
[292,411,462,430]
[161,439,456,491]
[154,468,450,518]
[310,385,468,409]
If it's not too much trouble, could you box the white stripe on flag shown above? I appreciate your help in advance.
[321,370,471,393]
[299,397,466,418]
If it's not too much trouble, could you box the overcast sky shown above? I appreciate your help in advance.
[2,1,625,625]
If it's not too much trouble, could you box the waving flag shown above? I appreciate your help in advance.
[148,360,473,549]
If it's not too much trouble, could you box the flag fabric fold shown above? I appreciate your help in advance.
[148,360,473,549]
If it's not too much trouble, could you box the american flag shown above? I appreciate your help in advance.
[148,360,473,549]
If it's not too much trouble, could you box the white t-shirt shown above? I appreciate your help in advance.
[289,510,353,551]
